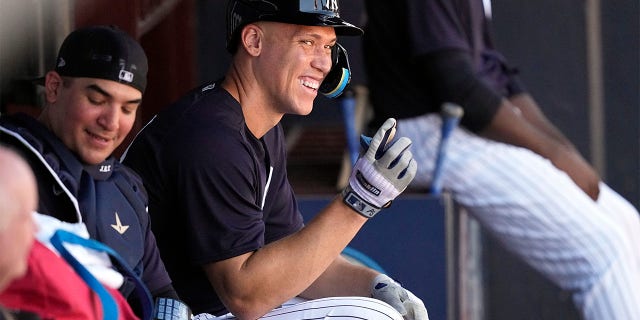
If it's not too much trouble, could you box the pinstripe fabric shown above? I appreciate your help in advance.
[203,297,404,319]
[399,113,640,319]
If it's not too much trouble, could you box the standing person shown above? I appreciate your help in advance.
[123,0,426,319]
[0,25,189,316]
[363,0,640,319]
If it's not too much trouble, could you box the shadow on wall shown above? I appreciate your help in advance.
[0,1,71,114]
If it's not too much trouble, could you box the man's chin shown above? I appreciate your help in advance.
[79,150,110,165]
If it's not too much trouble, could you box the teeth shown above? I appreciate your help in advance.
[301,79,319,90]
[89,131,109,142]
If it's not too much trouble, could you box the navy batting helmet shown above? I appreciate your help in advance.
[226,0,362,51]
[225,0,361,98]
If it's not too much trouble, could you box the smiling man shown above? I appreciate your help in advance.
[122,1,426,319]
[0,25,188,317]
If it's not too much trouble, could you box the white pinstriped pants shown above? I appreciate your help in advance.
[399,113,640,319]
[195,297,404,319]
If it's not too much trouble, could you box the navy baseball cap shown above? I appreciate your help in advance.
[41,25,148,93]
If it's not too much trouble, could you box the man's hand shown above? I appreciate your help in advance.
[342,118,417,218]
[549,146,600,200]
[371,274,429,320]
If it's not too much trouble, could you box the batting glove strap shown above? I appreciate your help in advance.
[342,185,382,218]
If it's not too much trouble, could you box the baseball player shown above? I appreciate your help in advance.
[0,25,190,317]
[122,0,427,319]
[363,0,640,319]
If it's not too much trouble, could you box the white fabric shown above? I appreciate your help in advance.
[194,296,403,320]
[371,274,429,320]
[33,213,125,289]
[400,113,640,320]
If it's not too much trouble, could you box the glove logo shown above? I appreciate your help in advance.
[343,192,379,218]
[355,171,381,196]
[375,282,388,290]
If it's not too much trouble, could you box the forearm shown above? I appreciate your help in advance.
[206,197,368,319]
[479,98,601,199]
[508,93,576,150]
[300,255,378,299]
[478,98,562,157]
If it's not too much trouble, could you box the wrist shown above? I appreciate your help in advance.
[342,185,382,218]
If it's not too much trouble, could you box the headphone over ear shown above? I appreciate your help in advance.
[319,43,351,98]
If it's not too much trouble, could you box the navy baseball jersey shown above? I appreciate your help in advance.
[123,82,304,315]
[0,113,172,297]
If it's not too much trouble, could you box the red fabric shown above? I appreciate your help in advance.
[0,240,139,320]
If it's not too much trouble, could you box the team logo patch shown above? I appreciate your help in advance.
[110,212,130,235]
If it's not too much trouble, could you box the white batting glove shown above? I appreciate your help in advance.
[342,118,417,218]
[371,274,429,320]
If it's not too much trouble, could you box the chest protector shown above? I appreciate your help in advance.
[0,114,148,296]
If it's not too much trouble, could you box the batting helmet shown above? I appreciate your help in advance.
[225,0,362,98]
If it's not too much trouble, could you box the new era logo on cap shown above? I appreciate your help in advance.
[119,70,134,83]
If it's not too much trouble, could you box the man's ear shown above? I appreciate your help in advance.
[44,71,63,104]
[240,23,263,56]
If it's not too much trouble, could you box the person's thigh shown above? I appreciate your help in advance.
[399,115,634,288]
[198,297,403,320]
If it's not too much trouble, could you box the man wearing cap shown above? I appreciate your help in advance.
[123,0,427,319]
[0,25,188,316]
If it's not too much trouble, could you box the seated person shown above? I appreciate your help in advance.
[124,1,426,319]
[0,145,38,319]
[0,25,187,316]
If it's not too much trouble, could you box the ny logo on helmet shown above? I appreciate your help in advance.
[314,0,338,11]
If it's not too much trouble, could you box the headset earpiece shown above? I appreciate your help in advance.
[320,43,352,98]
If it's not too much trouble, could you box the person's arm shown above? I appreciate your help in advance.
[203,118,416,320]
[479,95,600,199]
[203,198,369,319]
[421,50,600,199]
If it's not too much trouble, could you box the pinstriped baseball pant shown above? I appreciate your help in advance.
[399,113,640,319]
[195,297,404,319]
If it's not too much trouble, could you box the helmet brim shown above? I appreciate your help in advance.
[261,12,363,36]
